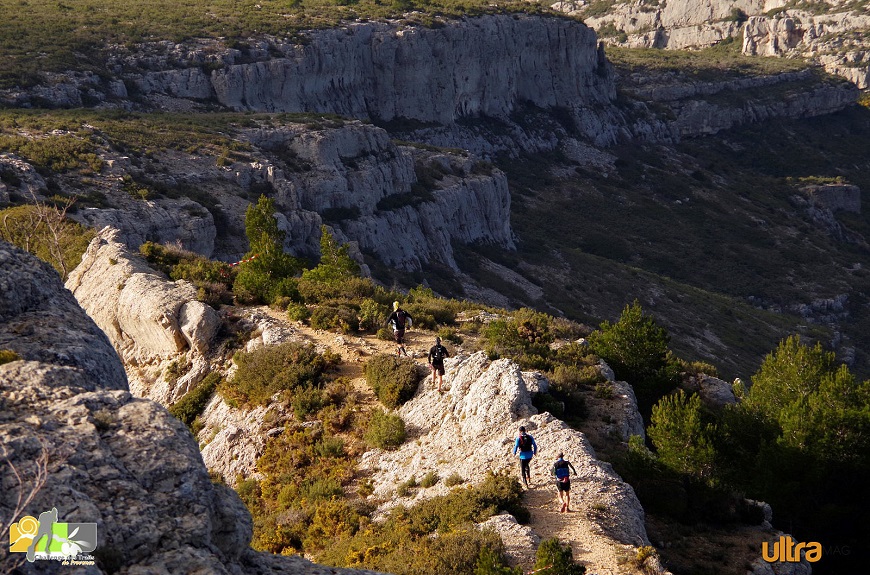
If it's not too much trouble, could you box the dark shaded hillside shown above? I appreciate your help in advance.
[454,104,870,380]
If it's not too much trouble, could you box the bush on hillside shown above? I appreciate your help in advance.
[484,308,554,370]
[365,354,421,408]
[0,349,21,365]
[140,241,235,305]
[0,203,94,280]
[221,342,340,407]
[297,275,378,304]
[309,302,359,334]
[169,372,220,430]
[535,538,585,575]
[364,409,406,450]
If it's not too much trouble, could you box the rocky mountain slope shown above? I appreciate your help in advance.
[0,240,383,575]
[358,352,650,573]
[559,0,870,89]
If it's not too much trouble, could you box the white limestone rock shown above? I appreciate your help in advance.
[358,352,650,572]
[65,227,220,402]
[76,197,217,256]
[0,242,383,575]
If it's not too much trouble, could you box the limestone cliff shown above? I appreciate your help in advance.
[0,16,616,138]
[556,0,870,90]
[0,240,382,575]
[65,227,221,404]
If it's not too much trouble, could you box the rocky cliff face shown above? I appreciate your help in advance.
[0,240,382,575]
[744,11,870,89]
[621,67,858,140]
[65,228,222,404]
[557,0,870,90]
[243,124,515,270]
[0,16,616,137]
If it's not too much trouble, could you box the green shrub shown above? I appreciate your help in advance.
[550,364,603,391]
[359,298,389,332]
[287,302,311,322]
[300,477,344,503]
[535,538,585,575]
[292,386,326,419]
[221,342,340,407]
[437,327,463,345]
[484,308,554,370]
[397,476,416,497]
[421,471,439,488]
[297,275,378,304]
[0,349,21,365]
[310,302,359,334]
[445,473,464,487]
[365,409,406,450]
[169,372,220,429]
[475,546,522,575]
[593,382,614,399]
[532,393,565,418]
[140,241,235,305]
[377,327,394,341]
[0,204,95,280]
[365,354,421,408]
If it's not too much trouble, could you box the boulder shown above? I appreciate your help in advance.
[0,240,383,575]
[65,227,221,402]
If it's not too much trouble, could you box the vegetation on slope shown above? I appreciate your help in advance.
[481,103,870,381]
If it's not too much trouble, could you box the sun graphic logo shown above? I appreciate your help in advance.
[9,508,97,564]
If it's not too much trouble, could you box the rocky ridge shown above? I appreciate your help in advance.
[0,16,617,143]
[65,227,222,404]
[0,240,383,575]
[358,352,651,572]
[557,0,870,90]
[1,117,514,271]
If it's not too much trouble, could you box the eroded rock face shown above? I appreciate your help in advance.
[243,124,514,270]
[0,243,127,388]
[744,12,870,89]
[64,227,221,403]
[359,352,650,571]
[77,199,217,257]
[0,240,382,575]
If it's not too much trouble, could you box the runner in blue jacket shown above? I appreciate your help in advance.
[513,425,538,488]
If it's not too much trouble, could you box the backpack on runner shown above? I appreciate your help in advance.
[432,345,446,362]
[395,309,408,330]
[518,434,532,452]
[554,460,570,480]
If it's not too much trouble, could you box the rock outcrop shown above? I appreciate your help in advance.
[744,12,870,89]
[556,0,870,90]
[359,352,649,572]
[65,227,221,403]
[621,67,858,140]
[243,124,515,270]
[77,199,217,258]
[0,244,127,388]
[0,240,381,575]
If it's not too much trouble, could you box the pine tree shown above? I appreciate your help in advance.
[587,300,679,416]
[648,390,717,479]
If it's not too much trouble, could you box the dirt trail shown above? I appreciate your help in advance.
[259,307,636,574]
[524,483,632,575]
